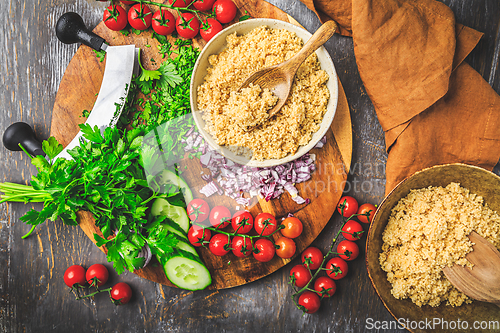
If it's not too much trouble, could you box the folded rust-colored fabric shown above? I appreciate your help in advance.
[300,0,500,194]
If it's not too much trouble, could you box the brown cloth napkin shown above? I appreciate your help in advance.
[300,0,500,194]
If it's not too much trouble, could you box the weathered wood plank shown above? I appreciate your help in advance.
[0,0,498,332]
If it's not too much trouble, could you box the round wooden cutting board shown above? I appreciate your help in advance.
[50,0,352,290]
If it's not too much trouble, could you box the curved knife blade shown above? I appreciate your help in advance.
[56,44,138,160]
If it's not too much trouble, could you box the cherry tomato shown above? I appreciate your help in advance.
[121,1,135,4]
[357,203,376,224]
[110,282,133,305]
[336,240,359,261]
[275,237,296,259]
[341,220,364,241]
[85,264,109,287]
[103,5,128,31]
[168,0,188,8]
[193,0,216,11]
[301,247,323,270]
[254,212,277,236]
[231,236,253,258]
[176,13,200,39]
[64,265,87,288]
[151,9,175,36]
[231,211,253,234]
[252,238,275,262]
[337,196,358,218]
[281,216,303,238]
[212,0,237,24]
[314,276,336,298]
[187,199,210,223]
[128,3,152,30]
[209,233,230,256]
[289,264,312,288]
[298,291,321,314]
[209,205,231,228]
[200,18,223,42]
[326,257,348,280]
[188,225,211,247]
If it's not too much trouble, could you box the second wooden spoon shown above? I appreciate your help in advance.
[443,231,500,307]
[239,20,338,131]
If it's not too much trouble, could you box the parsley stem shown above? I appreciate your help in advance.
[21,225,36,239]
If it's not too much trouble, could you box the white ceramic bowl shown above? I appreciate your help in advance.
[190,18,339,167]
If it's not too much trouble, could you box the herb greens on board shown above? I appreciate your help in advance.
[0,38,201,277]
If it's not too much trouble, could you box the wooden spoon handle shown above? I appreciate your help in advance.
[287,20,338,71]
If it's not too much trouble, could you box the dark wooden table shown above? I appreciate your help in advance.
[0,1,498,332]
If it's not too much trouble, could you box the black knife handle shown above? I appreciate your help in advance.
[56,12,106,51]
[2,122,45,157]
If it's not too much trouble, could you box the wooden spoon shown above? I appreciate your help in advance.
[239,20,338,131]
[443,231,500,307]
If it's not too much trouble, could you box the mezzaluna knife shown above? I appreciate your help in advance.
[54,12,139,160]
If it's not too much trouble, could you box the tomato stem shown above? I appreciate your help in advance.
[290,204,368,312]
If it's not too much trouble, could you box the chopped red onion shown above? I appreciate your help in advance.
[183,130,324,206]
[200,181,219,197]
[137,243,152,268]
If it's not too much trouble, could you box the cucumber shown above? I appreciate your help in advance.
[165,230,199,257]
[151,198,190,233]
[160,250,211,290]
[175,239,199,257]
[157,169,194,205]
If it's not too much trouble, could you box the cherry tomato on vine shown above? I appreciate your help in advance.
[103,5,128,31]
[301,247,323,270]
[289,264,312,288]
[252,238,275,262]
[212,0,237,24]
[151,9,176,35]
[128,3,152,30]
[337,240,359,261]
[200,18,223,42]
[275,237,296,259]
[337,196,358,218]
[187,199,210,223]
[341,220,364,241]
[176,13,200,39]
[86,264,109,287]
[326,257,348,280]
[298,291,321,314]
[314,276,336,298]
[64,265,87,288]
[209,233,230,256]
[231,211,253,234]
[110,282,133,305]
[188,225,212,247]
[231,236,253,258]
[254,212,277,236]
[357,203,376,224]
[209,205,231,228]
[193,0,216,11]
[281,216,303,238]
[168,0,188,8]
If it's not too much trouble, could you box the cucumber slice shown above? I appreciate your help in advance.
[175,240,199,257]
[161,250,211,290]
[157,169,194,205]
[151,198,190,233]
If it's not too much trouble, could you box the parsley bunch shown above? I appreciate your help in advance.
[1,39,201,275]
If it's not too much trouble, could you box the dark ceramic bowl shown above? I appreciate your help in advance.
[366,163,500,333]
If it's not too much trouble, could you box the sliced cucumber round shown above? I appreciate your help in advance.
[156,169,194,204]
[163,250,211,290]
[175,240,199,257]
[151,198,189,233]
